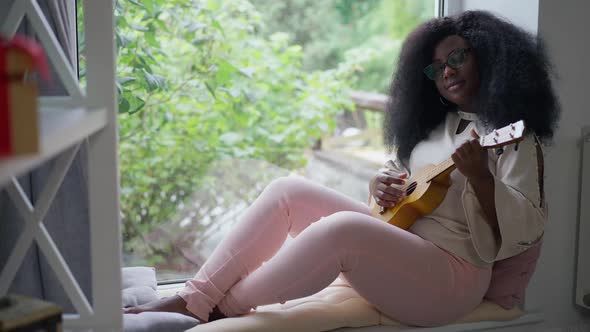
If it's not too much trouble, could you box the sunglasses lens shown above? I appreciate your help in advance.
[447,49,466,68]
[423,66,433,80]
[423,64,441,80]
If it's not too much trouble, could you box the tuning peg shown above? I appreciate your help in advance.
[514,143,519,151]
[496,147,504,155]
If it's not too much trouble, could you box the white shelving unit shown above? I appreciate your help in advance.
[0,108,107,186]
[0,0,122,331]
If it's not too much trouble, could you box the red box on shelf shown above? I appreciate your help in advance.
[0,35,49,158]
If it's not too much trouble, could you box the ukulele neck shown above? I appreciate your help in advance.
[420,120,525,183]
[425,157,456,183]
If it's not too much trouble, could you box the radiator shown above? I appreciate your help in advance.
[576,127,590,309]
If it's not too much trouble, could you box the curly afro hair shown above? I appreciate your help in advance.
[384,10,560,167]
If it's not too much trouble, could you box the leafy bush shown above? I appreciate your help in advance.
[251,0,434,92]
[113,0,372,268]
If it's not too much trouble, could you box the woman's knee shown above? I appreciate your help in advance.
[266,176,305,188]
[312,211,375,244]
[264,176,317,200]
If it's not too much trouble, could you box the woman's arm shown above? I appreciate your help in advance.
[461,133,546,262]
[469,173,499,235]
[452,129,499,232]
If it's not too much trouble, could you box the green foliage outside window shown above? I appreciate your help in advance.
[252,0,434,92]
[111,0,375,269]
[77,0,432,275]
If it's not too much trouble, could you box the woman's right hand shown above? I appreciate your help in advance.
[370,169,407,208]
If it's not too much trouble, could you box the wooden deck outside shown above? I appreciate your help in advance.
[305,90,390,202]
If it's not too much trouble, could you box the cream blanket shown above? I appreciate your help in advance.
[180,278,523,332]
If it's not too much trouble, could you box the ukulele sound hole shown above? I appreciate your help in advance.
[406,182,418,196]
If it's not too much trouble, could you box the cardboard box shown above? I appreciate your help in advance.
[0,35,49,158]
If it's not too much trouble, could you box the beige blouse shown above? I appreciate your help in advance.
[386,111,546,268]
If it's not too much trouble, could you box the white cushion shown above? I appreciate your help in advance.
[185,278,523,332]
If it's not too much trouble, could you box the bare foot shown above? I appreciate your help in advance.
[123,295,199,320]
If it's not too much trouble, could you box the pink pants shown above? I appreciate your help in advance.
[178,177,491,327]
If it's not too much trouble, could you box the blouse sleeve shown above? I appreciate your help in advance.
[461,134,546,263]
[384,156,408,174]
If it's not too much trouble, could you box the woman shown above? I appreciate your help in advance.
[125,10,559,327]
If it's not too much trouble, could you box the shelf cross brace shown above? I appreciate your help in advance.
[0,143,94,318]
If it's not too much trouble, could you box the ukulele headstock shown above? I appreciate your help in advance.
[480,120,525,148]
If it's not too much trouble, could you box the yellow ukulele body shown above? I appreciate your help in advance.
[369,164,454,230]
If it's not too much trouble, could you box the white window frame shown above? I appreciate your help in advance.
[0,0,121,330]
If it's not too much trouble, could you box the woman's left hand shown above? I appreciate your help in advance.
[452,129,492,182]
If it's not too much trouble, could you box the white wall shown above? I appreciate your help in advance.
[532,0,590,329]
[460,0,538,34]
[447,0,590,330]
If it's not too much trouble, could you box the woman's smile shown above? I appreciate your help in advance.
[446,79,466,92]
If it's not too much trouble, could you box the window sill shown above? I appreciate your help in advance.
[156,282,185,299]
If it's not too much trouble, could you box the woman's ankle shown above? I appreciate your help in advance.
[208,306,227,322]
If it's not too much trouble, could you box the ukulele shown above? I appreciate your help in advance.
[369,120,526,230]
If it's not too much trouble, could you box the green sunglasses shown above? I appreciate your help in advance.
[423,48,472,80]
